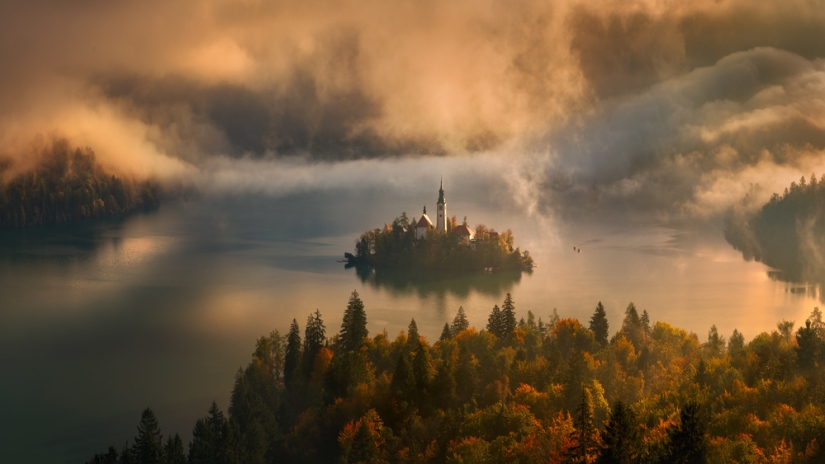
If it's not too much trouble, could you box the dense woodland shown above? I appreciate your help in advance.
[0,140,160,229]
[346,213,534,271]
[725,174,825,281]
[90,291,825,463]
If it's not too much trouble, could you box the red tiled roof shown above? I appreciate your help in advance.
[416,215,433,228]
[452,224,474,237]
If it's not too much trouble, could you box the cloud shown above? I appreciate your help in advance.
[539,47,825,218]
[1,0,825,220]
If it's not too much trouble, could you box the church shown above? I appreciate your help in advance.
[412,179,475,244]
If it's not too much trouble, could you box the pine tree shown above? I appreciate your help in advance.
[439,322,452,341]
[120,442,134,464]
[413,342,434,405]
[728,329,745,358]
[640,310,651,335]
[567,389,598,463]
[487,305,503,338]
[620,302,644,348]
[164,434,186,464]
[501,293,517,337]
[597,401,639,464]
[796,320,821,369]
[133,408,163,464]
[590,302,609,347]
[407,318,420,351]
[189,401,227,464]
[668,402,706,464]
[348,418,379,464]
[284,319,302,389]
[391,351,416,405]
[269,330,284,382]
[303,309,326,376]
[341,290,368,352]
[451,306,470,336]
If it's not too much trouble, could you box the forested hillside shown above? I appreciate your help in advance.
[89,292,825,463]
[725,175,825,281]
[0,140,160,229]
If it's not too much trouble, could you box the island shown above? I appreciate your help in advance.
[344,179,534,272]
[0,139,160,229]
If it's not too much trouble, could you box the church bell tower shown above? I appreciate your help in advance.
[436,177,447,233]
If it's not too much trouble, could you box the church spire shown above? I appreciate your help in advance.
[436,177,447,232]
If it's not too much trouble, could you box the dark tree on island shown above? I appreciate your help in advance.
[345,210,534,272]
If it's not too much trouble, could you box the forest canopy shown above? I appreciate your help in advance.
[346,213,534,272]
[725,175,825,282]
[0,139,160,229]
[89,291,825,463]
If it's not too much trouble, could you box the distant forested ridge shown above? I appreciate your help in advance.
[725,175,825,281]
[346,213,534,271]
[89,291,825,463]
[0,139,160,229]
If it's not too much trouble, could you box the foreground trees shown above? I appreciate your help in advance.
[89,295,825,463]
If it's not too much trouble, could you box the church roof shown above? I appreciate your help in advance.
[452,224,474,237]
[416,214,433,228]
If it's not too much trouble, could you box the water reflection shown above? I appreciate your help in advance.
[348,263,523,299]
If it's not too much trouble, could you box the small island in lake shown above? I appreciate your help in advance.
[345,179,534,272]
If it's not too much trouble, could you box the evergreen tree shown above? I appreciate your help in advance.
[133,408,163,464]
[451,306,470,336]
[597,401,638,464]
[501,293,517,337]
[269,330,284,382]
[348,418,379,464]
[567,388,598,463]
[705,325,726,357]
[164,434,186,464]
[796,319,821,369]
[439,322,452,341]
[620,302,644,348]
[640,310,651,335]
[412,342,434,406]
[341,290,368,352]
[526,310,536,329]
[487,305,503,338]
[455,346,477,405]
[590,302,609,347]
[668,402,706,464]
[303,309,326,377]
[728,329,745,358]
[284,319,302,389]
[391,351,416,405]
[120,442,134,464]
[433,361,457,409]
[407,318,420,351]
[189,401,227,464]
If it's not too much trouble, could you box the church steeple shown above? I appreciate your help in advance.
[436,177,447,232]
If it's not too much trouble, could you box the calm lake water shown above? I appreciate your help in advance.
[0,189,819,463]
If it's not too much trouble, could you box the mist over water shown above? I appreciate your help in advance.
[0,190,819,463]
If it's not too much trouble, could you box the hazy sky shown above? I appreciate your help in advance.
[2,0,825,219]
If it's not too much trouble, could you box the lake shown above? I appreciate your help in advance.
[0,190,818,463]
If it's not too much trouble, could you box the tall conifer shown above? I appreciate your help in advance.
[590,302,609,347]
[340,290,368,352]
[284,319,302,389]
[451,306,470,336]
[134,408,163,464]
[501,293,517,337]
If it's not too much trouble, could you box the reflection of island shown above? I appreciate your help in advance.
[725,175,825,301]
[347,262,525,299]
[345,179,534,272]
